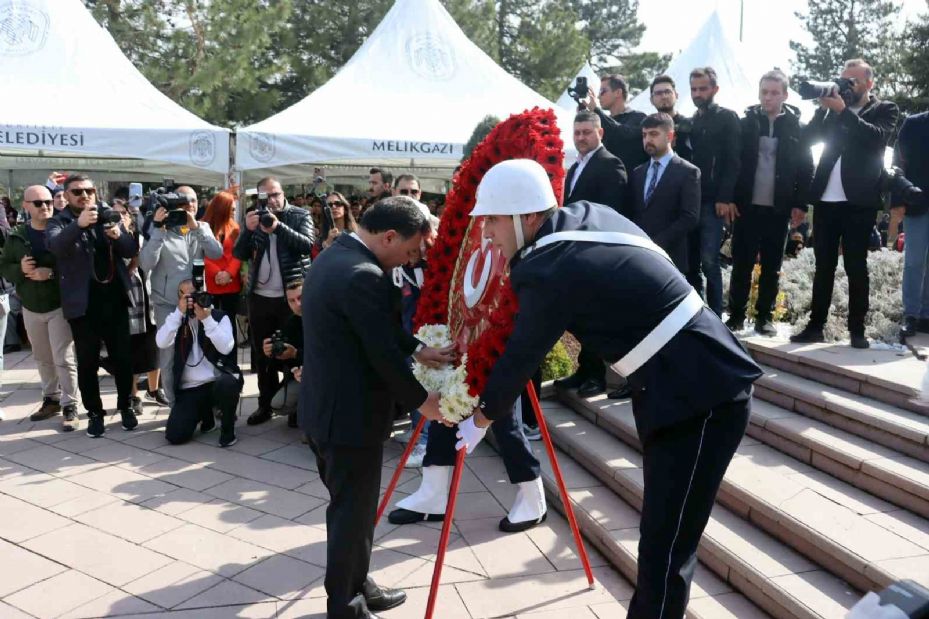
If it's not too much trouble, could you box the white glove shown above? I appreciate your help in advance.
[455,416,488,454]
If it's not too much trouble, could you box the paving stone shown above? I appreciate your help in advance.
[123,561,224,609]
[142,523,272,577]
[75,499,186,543]
[176,498,265,533]
[3,569,115,618]
[174,578,276,609]
[66,464,177,504]
[206,476,325,519]
[58,588,160,618]
[0,537,68,597]
[0,492,72,542]
[232,554,325,600]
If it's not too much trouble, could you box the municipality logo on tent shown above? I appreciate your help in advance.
[406,33,455,81]
[0,3,49,56]
[189,131,216,167]
[249,133,276,163]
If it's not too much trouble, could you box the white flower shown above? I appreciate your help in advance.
[411,325,478,424]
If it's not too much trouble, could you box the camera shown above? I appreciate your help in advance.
[567,76,588,105]
[94,202,123,229]
[187,259,214,318]
[270,330,286,357]
[149,178,192,227]
[797,77,857,103]
[885,166,927,215]
[255,191,276,228]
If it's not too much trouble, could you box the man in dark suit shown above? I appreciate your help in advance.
[301,197,451,619]
[557,110,628,397]
[791,58,899,349]
[624,113,701,273]
[459,159,762,619]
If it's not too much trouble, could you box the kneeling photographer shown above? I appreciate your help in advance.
[46,174,139,437]
[140,182,222,405]
[263,280,303,428]
[156,278,241,447]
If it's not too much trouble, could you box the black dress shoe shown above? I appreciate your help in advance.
[754,321,778,337]
[790,326,825,344]
[554,372,586,390]
[850,332,870,349]
[387,508,445,525]
[499,512,547,533]
[608,385,633,399]
[576,379,605,398]
[246,408,272,425]
[724,317,745,331]
[364,585,407,612]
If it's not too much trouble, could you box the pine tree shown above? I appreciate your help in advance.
[572,0,645,70]
[790,0,901,86]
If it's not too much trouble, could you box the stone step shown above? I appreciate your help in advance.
[755,365,929,464]
[750,398,929,519]
[555,390,929,595]
[744,337,927,416]
[534,400,861,618]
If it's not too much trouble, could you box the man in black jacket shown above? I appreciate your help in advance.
[624,113,701,273]
[686,67,741,316]
[583,74,648,171]
[727,70,814,335]
[649,74,693,162]
[301,197,451,619]
[556,110,628,398]
[458,159,761,619]
[791,59,900,349]
[234,176,314,425]
[46,174,139,438]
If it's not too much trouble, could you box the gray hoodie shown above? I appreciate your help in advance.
[140,222,223,308]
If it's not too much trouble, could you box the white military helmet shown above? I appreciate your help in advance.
[471,159,557,250]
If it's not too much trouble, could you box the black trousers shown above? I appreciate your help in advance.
[165,375,241,445]
[808,202,875,333]
[212,293,241,344]
[423,408,540,483]
[627,387,751,619]
[727,205,790,323]
[68,284,133,414]
[685,228,703,297]
[310,440,384,619]
[246,294,292,409]
[576,347,606,383]
[520,370,543,427]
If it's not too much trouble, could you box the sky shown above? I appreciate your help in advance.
[636,0,926,74]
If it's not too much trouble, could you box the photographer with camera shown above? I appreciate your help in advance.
[893,111,929,338]
[262,280,304,428]
[156,279,241,447]
[791,59,900,349]
[0,185,78,430]
[140,184,222,404]
[580,74,648,172]
[46,174,139,437]
[234,176,314,426]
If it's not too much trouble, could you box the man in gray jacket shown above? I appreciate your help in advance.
[140,186,222,404]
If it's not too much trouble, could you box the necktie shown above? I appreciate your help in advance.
[645,160,661,203]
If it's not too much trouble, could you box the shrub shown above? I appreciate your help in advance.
[541,340,573,382]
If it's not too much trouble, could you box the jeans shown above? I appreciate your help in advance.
[902,212,929,318]
[409,410,429,447]
[688,201,724,315]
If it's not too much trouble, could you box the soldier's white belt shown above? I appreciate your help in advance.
[524,230,706,377]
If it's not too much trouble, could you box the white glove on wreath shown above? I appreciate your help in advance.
[455,416,488,454]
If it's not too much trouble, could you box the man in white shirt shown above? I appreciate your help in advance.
[156,280,241,447]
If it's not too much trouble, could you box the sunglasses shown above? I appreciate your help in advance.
[69,188,96,197]
[326,201,346,207]
[397,189,421,196]
[30,200,53,208]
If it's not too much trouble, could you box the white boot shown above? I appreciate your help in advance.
[500,477,547,532]
[393,465,452,520]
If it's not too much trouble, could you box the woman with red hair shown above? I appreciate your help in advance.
[202,191,243,340]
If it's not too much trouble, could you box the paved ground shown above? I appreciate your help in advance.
[0,347,630,618]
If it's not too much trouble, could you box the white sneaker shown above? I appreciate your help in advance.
[523,423,541,441]
[405,443,427,468]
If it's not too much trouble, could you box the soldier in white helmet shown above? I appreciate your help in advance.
[452,159,762,619]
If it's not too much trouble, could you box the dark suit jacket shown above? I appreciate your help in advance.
[300,234,427,447]
[806,95,899,209]
[46,205,138,320]
[624,155,701,272]
[565,146,628,213]
[478,202,761,441]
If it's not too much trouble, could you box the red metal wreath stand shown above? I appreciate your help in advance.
[376,381,595,618]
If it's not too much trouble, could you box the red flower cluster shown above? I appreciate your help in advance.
[413,107,565,397]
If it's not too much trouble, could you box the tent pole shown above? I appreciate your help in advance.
[739,0,744,42]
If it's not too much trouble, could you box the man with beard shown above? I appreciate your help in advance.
[368,167,393,202]
[685,67,741,316]
[649,75,692,161]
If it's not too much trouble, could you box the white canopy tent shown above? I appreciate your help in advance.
[0,0,230,188]
[556,63,600,111]
[235,0,574,185]
[627,12,815,120]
